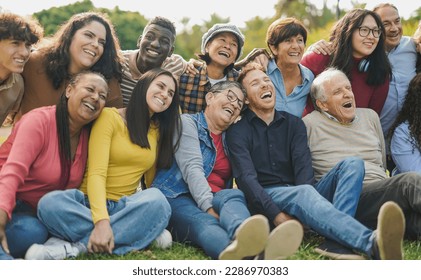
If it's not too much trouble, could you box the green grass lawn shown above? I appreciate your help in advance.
[76,235,421,260]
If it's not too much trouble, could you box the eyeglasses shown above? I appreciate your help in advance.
[358,26,381,38]
[225,89,244,109]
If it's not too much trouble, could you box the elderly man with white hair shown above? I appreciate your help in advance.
[303,67,421,241]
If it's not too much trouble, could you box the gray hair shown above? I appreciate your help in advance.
[310,68,349,111]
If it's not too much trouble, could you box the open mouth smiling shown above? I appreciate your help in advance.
[342,101,353,108]
[261,91,272,99]
[218,51,230,58]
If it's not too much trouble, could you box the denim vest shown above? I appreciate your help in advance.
[151,112,230,198]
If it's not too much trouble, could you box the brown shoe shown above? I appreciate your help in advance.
[219,214,269,260]
[264,220,303,260]
[374,201,405,260]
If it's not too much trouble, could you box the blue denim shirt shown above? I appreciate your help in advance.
[267,59,314,118]
[151,112,230,211]
[391,121,421,174]
[380,36,417,144]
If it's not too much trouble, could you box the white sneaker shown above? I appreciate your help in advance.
[219,214,270,260]
[264,220,303,260]
[153,229,172,249]
[25,237,87,260]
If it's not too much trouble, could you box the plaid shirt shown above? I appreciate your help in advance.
[179,62,239,113]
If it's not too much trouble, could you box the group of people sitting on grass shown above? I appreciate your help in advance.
[1,2,421,261]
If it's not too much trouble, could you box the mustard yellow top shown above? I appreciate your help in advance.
[80,108,158,223]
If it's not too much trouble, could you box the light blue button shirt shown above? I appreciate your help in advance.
[391,121,421,174]
[380,36,417,140]
[267,59,314,118]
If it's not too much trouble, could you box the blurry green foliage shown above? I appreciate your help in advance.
[5,0,419,60]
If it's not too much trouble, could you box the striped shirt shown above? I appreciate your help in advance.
[120,50,187,106]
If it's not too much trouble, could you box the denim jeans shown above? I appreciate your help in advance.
[0,200,48,260]
[167,189,250,259]
[315,157,365,216]
[37,188,171,255]
[265,184,374,255]
[356,172,421,240]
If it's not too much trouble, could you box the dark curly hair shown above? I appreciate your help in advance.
[40,12,124,89]
[389,73,421,153]
[0,13,43,43]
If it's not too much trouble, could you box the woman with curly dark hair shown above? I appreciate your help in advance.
[17,12,124,120]
[390,73,421,174]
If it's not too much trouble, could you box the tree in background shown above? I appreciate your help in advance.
[175,13,230,60]
[33,0,147,50]
[1,0,420,60]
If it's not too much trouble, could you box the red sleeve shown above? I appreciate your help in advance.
[0,110,47,218]
[302,96,315,117]
[300,53,331,117]
[300,52,330,77]
[368,77,390,115]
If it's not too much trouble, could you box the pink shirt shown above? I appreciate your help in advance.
[0,106,89,218]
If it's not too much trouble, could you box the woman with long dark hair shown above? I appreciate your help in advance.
[17,12,124,120]
[301,8,391,116]
[0,71,108,260]
[29,68,181,260]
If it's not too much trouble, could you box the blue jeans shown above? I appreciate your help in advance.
[0,200,48,260]
[167,189,250,259]
[37,188,171,255]
[265,184,374,255]
[315,157,364,216]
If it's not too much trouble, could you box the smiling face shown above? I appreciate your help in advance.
[137,23,174,72]
[375,6,402,51]
[68,21,106,74]
[205,86,245,129]
[66,73,108,126]
[241,69,276,113]
[205,32,239,68]
[269,34,305,66]
[351,15,380,58]
[0,39,31,79]
[146,74,176,115]
[316,73,356,124]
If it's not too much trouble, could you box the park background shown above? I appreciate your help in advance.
[0,0,420,260]
[1,0,420,61]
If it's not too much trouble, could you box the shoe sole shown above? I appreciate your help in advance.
[219,214,269,260]
[314,247,365,260]
[25,244,45,260]
[377,201,405,260]
[264,220,303,260]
